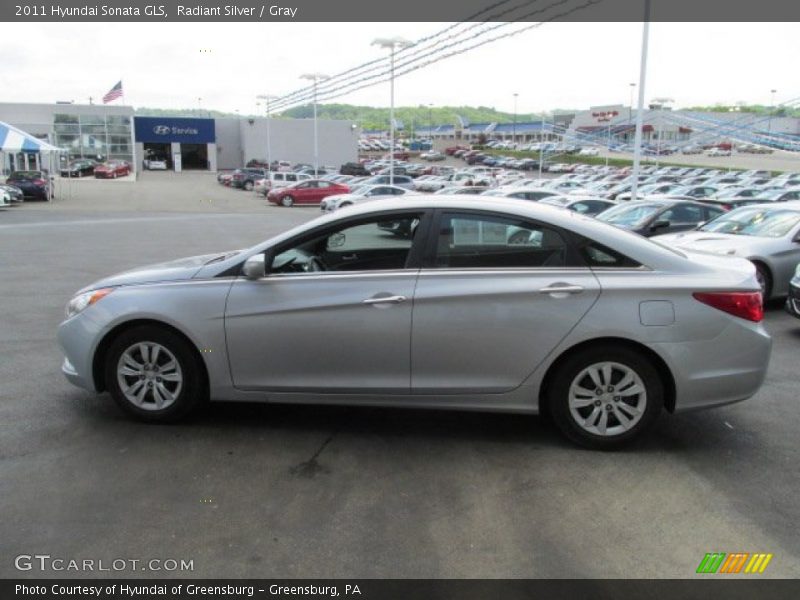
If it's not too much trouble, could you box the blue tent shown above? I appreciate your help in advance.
[0,121,60,153]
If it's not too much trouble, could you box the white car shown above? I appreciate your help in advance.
[578,147,600,157]
[708,148,732,157]
[144,158,168,170]
[0,190,10,208]
[320,184,409,212]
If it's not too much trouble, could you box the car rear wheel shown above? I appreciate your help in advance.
[753,262,772,300]
[280,195,294,207]
[547,345,663,449]
[244,181,254,191]
[104,325,206,423]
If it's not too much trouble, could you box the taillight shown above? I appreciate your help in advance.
[34,179,46,186]
[693,292,763,322]
[722,203,732,211]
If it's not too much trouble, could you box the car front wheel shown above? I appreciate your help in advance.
[547,345,663,449]
[244,181,254,191]
[104,325,206,422]
[280,195,294,207]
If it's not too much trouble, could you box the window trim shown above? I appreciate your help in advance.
[256,208,434,278]
[423,208,587,271]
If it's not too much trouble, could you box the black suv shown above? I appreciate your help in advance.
[340,162,370,176]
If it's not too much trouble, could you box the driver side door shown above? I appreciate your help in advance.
[224,210,430,393]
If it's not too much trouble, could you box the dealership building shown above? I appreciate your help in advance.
[0,102,360,176]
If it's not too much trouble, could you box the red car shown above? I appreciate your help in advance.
[94,160,131,179]
[267,180,349,207]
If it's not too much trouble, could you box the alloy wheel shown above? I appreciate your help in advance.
[568,361,647,437]
[116,341,183,411]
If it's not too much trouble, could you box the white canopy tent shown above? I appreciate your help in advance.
[0,120,64,201]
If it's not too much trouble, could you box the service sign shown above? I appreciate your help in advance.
[134,117,215,143]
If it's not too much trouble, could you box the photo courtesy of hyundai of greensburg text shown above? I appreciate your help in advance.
[1,1,800,598]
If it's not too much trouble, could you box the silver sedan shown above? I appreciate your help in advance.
[655,202,800,299]
[58,197,771,448]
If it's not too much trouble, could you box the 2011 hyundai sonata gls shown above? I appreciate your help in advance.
[58,197,771,448]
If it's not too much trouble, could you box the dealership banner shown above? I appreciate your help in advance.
[3,0,800,22]
[5,580,800,600]
[134,117,215,144]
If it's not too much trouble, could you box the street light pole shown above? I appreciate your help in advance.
[513,92,518,145]
[372,37,413,185]
[538,113,545,180]
[300,73,330,176]
[630,0,652,204]
[257,94,277,169]
[652,97,673,169]
[428,103,433,144]
[629,83,636,123]
[768,89,777,137]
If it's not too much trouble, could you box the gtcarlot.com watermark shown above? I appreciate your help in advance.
[14,554,194,573]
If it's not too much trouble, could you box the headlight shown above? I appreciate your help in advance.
[65,288,114,319]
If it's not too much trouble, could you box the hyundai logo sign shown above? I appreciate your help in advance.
[136,117,214,143]
[152,125,200,135]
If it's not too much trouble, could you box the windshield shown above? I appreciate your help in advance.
[596,203,660,228]
[699,208,800,237]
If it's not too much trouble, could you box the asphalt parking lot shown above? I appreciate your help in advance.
[1,173,799,579]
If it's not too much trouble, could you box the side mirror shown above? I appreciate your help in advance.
[651,220,670,232]
[242,254,266,280]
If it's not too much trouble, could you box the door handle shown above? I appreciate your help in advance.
[363,295,407,305]
[538,284,584,295]
[341,254,358,261]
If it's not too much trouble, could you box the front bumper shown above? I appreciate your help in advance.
[57,313,103,392]
[786,283,800,319]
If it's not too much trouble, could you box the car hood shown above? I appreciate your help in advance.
[76,251,239,294]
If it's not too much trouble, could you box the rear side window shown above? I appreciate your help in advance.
[576,237,642,268]
[433,213,569,269]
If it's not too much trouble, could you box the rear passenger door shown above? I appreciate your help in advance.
[410,210,601,394]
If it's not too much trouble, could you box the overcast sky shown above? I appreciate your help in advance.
[1,22,797,116]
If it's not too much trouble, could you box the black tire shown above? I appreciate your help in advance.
[753,262,772,300]
[244,180,254,191]
[104,325,207,423]
[546,344,663,449]
[280,195,294,207]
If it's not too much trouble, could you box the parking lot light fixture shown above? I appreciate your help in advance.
[257,94,278,169]
[372,37,414,185]
[768,89,777,136]
[300,73,330,176]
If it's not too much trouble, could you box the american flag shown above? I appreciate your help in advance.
[102,81,123,104]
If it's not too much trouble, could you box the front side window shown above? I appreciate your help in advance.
[271,214,422,275]
[433,213,568,269]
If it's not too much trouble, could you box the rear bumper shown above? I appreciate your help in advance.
[652,320,772,412]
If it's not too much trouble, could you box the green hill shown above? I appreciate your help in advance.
[134,104,559,131]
